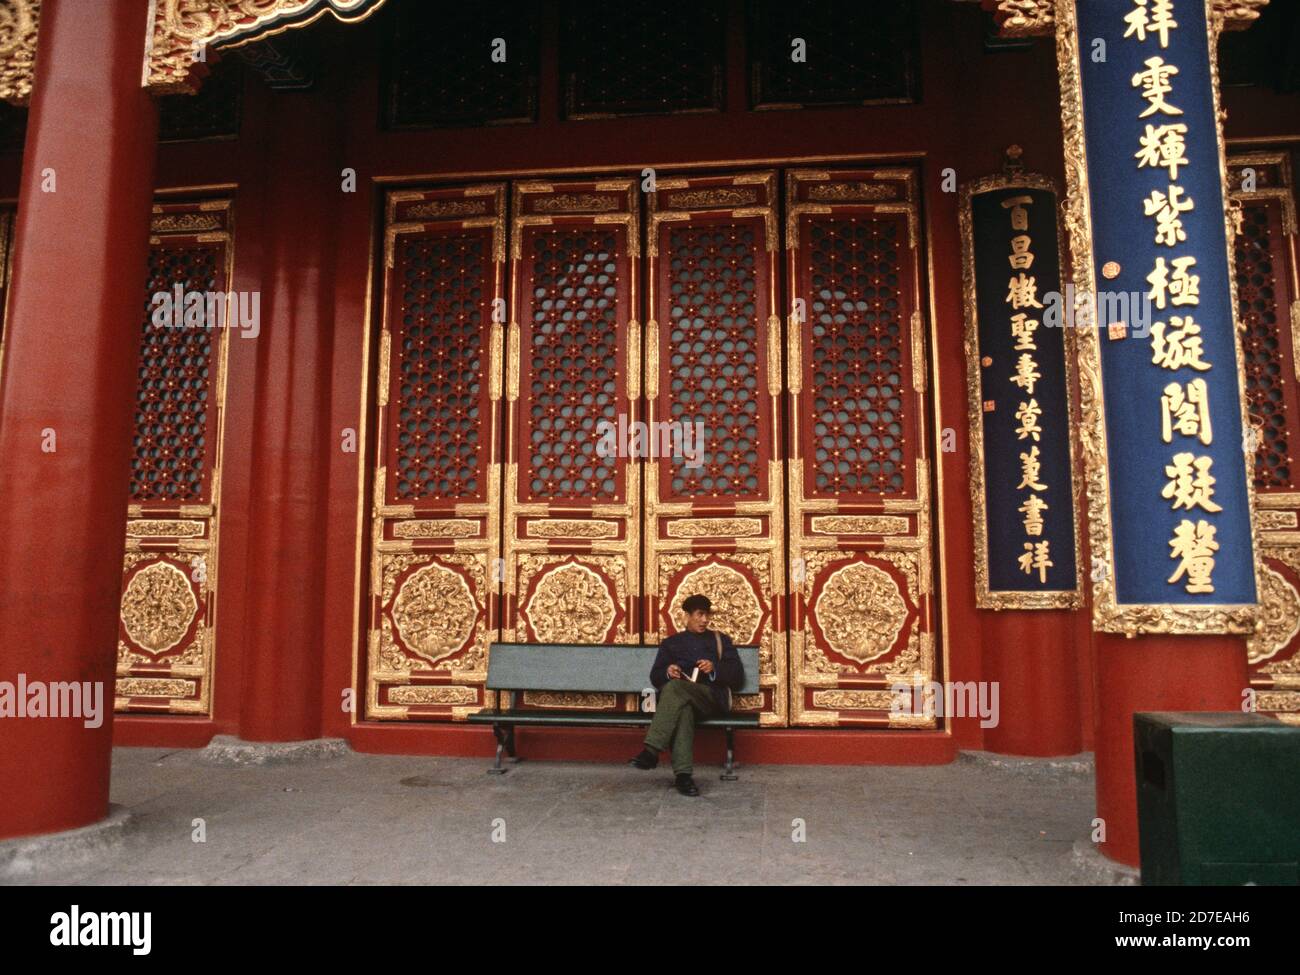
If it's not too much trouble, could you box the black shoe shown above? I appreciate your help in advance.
[628,747,658,770]
[674,773,700,796]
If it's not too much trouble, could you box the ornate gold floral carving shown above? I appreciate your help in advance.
[664,188,758,209]
[810,515,909,536]
[388,684,477,705]
[407,199,488,219]
[391,561,478,665]
[392,519,479,538]
[1261,655,1300,679]
[522,691,617,709]
[526,519,619,539]
[126,520,206,538]
[1257,691,1300,713]
[811,689,898,711]
[814,561,908,664]
[1258,510,1298,531]
[991,0,1054,37]
[522,561,618,644]
[145,0,387,92]
[665,518,763,538]
[668,562,763,644]
[120,560,199,656]
[1246,565,1300,664]
[533,193,619,213]
[1212,0,1270,31]
[0,0,39,106]
[116,678,196,698]
[150,213,222,234]
[806,182,897,202]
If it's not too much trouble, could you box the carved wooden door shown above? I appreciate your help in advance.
[1228,151,1300,724]
[364,184,507,719]
[645,171,787,724]
[784,168,940,726]
[116,198,234,714]
[500,179,642,713]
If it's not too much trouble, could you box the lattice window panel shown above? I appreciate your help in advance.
[808,218,907,496]
[388,231,488,501]
[561,0,725,118]
[130,244,221,503]
[524,227,622,500]
[158,58,241,142]
[384,0,538,127]
[665,223,761,497]
[1236,202,1293,489]
[748,0,918,109]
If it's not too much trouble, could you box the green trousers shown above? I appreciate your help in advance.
[644,678,718,775]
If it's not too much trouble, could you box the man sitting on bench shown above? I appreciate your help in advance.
[628,594,745,796]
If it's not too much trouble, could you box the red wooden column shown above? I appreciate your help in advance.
[1093,633,1247,866]
[0,0,158,840]
[981,611,1082,756]
[236,86,339,742]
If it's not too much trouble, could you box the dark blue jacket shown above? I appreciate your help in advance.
[649,629,744,713]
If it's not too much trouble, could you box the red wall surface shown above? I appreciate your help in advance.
[4,0,1295,764]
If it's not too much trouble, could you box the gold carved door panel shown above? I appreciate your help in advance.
[365,184,507,719]
[117,198,234,714]
[645,171,787,725]
[501,179,641,713]
[785,168,939,727]
[1228,151,1300,724]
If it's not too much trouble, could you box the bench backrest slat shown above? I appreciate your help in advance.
[487,642,761,695]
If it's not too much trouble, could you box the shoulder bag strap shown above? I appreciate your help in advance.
[714,631,730,711]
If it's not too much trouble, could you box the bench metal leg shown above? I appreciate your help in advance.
[721,726,739,781]
[488,723,512,775]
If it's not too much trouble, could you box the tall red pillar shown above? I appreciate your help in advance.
[981,610,1082,756]
[236,87,339,742]
[0,0,158,840]
[1092,632,1248,866]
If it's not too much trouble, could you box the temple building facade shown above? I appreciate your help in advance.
[0,0,1296,868]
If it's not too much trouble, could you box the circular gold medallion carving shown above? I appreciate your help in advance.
[669,562,763,643]
[1247,565,1300,665]
[813,560,909,664]
[391,561,478,664]
[120,560,199,656]
[522,562,617,644]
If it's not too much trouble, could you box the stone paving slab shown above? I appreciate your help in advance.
[5,746,1107,885]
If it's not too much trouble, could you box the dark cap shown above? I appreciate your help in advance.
[682,594,712,614]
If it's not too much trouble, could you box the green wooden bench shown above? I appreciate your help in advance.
[467,642,761,779]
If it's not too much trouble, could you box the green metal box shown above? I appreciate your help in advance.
[1135,712,1300,885]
